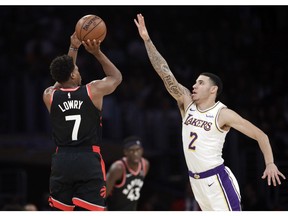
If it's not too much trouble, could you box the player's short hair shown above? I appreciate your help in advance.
[201,72,223,97]
[50,55,74,83]
[123,136,142,149]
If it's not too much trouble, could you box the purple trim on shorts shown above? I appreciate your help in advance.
[188,164,225,179]
[189,164,241,211]
[217,168,241,211]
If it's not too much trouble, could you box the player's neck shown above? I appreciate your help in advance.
[60,81,79,89]
[196,100,217,111]
[128,163,139,171]
[125,157,140,171]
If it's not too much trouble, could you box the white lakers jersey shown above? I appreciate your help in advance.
[182,101,228,173]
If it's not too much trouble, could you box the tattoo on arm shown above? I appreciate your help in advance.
[145,40,168,77]
[144,40,190,99]
[163,75,184,98]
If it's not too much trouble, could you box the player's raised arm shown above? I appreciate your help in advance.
[43,32,81,112]
[68,32,82,64]
[82,39,122,96]
[134,13,191,113]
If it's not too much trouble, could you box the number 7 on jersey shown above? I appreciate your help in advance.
[65,115,81,141]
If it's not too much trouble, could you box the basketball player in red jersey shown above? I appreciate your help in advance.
[106,136,150,210]
[43,33,122,211]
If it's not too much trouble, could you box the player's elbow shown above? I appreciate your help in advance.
[255,130,269,144]
[115,73,123,86]
[110,71,122,88]
[112,75,122,91]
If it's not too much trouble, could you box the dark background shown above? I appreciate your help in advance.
[0,5,288,211]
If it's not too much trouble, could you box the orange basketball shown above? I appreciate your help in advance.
[75,14,107,42]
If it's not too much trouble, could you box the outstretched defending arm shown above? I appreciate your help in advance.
[134,13,191,115]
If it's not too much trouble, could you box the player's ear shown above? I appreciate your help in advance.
[70,71,76,79]
[211,85,218,94]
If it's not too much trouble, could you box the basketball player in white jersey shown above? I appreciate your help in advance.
[134,13,286,211]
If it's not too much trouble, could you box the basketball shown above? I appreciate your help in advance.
[75,14,107,42]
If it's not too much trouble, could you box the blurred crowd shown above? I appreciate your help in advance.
[0,6,288,210]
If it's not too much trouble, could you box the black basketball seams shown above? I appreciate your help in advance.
[80,16,105,41]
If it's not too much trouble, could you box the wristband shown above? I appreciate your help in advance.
[69,47,78,51]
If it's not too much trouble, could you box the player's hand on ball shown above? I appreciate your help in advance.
[82,39,101,56]
[134,13,150,41]
[70,32,82,49]
[262,163,286,186]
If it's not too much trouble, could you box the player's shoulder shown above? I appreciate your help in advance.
[87,80,103,89]
[142,157,150,167]
[218,106,233,119]
[218,106,241,127]
[86,80,105,96]
[43,86,57,104]
[43,86,55,95]
[110,159,125,172]
[141,157,150,175]
[142,157,149,163]
[219,106,236,116]
[88,80,101,85]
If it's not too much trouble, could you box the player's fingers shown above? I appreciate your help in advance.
[275,175,282,185]
[86,39,93,46]
[134,19,139,27]
[267,175,271,186]
[81,40,87,47]
[275,171,286,185]
[141,14,145,24]
[272,176,277,186]
[138,14,144,23]
[278,171,286,180]
[92,39,97,45]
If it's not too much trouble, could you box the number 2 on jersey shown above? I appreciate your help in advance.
[188,131,198,150]
[65,115,81,141]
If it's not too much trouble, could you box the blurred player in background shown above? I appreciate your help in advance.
[43,33,122,211]
[106,136,150,210]
[134,13,285,211]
